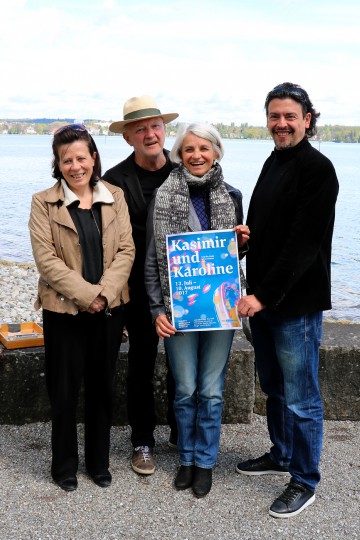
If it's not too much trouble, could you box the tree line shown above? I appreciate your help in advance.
[2,120,360,143]
[211,123,360,143]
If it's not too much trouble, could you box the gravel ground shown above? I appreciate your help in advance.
[0,261,41,325]
[1,262,359,539]
[0,261,350,326]
[0,417,359,539]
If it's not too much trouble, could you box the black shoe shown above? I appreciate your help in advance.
[174,465,193,490]
[56,477,78,492]
[269,481,315,518]
[89,471,112,488]
[192,466,212,498]
[236,453,289,476]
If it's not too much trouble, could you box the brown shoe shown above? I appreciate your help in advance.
[131,446,155,475]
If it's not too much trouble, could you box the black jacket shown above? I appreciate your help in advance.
[246,138,339,317]
[103,150,176,289]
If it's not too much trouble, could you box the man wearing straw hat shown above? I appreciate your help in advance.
[104,96,179,475]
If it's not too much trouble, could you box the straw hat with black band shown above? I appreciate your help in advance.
[109,96,179,134]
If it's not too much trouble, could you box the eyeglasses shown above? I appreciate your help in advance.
[269,85,307,101]
[54,123,88,135]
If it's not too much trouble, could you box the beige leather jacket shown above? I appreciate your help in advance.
[29,179,135,315]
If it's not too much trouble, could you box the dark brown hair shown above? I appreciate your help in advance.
[52,125,101,186]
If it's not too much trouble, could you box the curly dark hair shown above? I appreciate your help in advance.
[264,82,320,138]
[52,124,101,186]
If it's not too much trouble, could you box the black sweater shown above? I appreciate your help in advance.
[246,138,339,317]
[103,150,175,290]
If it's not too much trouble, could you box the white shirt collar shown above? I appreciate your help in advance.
[61,179,114,206]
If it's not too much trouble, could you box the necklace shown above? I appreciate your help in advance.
[90,208,101,237]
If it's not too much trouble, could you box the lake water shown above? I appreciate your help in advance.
[0,135,359,323]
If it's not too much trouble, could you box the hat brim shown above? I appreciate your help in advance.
[109,113,179,134]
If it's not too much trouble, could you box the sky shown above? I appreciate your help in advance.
[1,0,360,126]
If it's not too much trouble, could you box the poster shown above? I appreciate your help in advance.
[166,229,242,331]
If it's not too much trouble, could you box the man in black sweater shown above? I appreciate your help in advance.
[104,96,178,475]
[236,83,339,518]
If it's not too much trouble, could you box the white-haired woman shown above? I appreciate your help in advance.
[145,123,249,497]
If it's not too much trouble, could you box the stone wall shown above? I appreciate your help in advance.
[0,322,359,425]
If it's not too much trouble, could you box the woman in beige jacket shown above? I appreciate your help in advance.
[29,124,135,492]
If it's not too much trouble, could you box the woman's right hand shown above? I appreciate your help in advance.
[88,295,107,314]
[155,313,177,338]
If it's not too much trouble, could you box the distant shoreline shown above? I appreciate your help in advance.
[1,122,360,143]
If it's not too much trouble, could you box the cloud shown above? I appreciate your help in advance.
[1,0,359,124]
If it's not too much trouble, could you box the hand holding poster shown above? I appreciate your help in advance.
[166,229,242,332]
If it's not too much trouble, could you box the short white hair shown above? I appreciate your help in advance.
[170,123,224,163]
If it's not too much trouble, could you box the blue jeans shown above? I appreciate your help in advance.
[250,310,323,491]
[165,330,234,469]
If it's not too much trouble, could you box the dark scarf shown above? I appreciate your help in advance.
[153,162,236,317]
